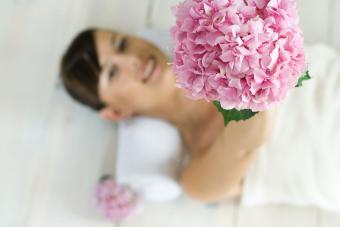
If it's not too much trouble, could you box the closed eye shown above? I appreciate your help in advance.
[112,35,128,53]
[108,64,118,80]
[117,37,128,52]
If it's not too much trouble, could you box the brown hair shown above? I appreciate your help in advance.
[60,28,105,111]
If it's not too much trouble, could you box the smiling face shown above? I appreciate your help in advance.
[95,30,170,120]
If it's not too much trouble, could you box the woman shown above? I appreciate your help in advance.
[60,28,275,203]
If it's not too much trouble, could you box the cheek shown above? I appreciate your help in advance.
[115,83,153,107]
[109,82,140,103]
[117,64,142,84]
[111,76,140,94]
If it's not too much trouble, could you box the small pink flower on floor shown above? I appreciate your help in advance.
[94,175,144,222]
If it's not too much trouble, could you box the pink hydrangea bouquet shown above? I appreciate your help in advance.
[171,0,310,125]
[94,175,144,222]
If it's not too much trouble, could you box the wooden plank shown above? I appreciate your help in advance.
[291,0,331,45]
[20,0,119,225]
[150,0,181,29]
[331,0,340,52]
[85,0,150,33]
[0,0,117,226]
[25,89,118,227]
[320,210,340,227]
[120,198,235,227]
[236,205,319,227]
[0,1,65,226]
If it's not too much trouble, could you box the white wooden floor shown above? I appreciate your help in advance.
[1,1,340,227]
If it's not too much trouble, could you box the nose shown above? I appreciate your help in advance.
[129,55,141,70]
[114,54,141,72]
[109,54,141,68]
[108,54,143,79]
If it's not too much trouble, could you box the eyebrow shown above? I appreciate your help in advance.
[108,64,118,80]
[110,33,117,45]
[111,33,121,50]
[112,33,127,52]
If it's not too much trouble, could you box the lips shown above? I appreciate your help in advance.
[141,56,157,83]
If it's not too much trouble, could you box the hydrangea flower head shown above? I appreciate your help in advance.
[171,0,306,111]
[94,176,144,222]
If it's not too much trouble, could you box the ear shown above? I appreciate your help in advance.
[99,107,132,121]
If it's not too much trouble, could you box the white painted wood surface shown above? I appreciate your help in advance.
[236,205,319,227]
[331,0,340,51]
[1,0,340,227]
[296,0,331,44]
[120,199,234,227]
[86,0,150,33]
[150,0,177,29]
[321,211,340,227]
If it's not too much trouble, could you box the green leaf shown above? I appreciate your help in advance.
[296,71,311,87]
[213,101,259,127]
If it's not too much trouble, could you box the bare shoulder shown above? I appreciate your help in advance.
[217,109,276,151]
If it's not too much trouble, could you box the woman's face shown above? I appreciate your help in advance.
[95,30,169,118]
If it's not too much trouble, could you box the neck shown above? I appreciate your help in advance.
[137,67,225,155]
[140,67,217,132]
